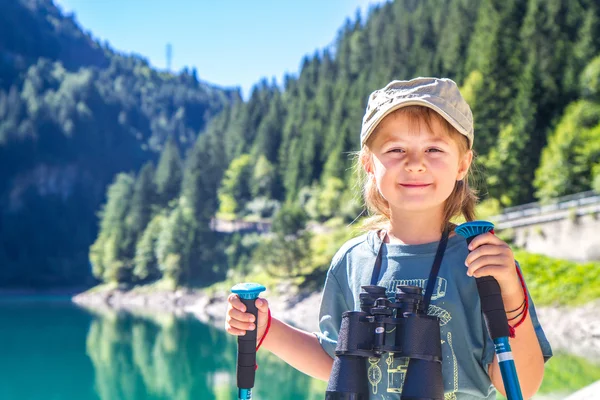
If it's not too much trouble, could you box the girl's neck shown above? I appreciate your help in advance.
[386,208,446,245]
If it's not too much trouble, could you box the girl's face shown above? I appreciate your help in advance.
[366,112,472,216]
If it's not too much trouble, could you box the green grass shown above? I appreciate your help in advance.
[515,250,600,306]
[497,352,600,399]
[538,352,600,394]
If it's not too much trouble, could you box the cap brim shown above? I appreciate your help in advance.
[361,99,473,149]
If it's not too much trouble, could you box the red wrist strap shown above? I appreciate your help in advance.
[489,230,529,338]
[256,308,272,351]
[254,309,272,370]
[508,265,529,338]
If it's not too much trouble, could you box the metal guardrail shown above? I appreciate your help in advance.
[494,191,600,224]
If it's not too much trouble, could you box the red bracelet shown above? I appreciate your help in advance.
[254,309,272,371]
[508,264,529,339]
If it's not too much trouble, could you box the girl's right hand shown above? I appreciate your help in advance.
[225,293,270,344]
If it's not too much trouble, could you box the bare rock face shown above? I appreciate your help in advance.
[536,300,600,362]
[73,284,324,333]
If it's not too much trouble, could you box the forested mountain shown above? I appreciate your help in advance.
[92,0,600,289]
[4,0,600,290]
[0,0,238,288]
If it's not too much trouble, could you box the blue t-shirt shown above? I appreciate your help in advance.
[316,231,553,399]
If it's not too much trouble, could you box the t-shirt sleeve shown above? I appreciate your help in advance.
[481,261,553,366]
[314,269,352,359]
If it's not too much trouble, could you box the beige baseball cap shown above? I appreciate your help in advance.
[360,77,474,148]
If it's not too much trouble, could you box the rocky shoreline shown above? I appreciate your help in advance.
[72,288,600,362]
[72,285,322,331]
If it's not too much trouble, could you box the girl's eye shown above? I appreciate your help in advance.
[426,148,443,153]
[387,148,404,153]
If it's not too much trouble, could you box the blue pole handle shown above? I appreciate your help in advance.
[494,337,523,400]
[231,283,266,400]
[455,221,523,400]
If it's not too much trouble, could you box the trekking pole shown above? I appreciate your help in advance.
[231,283,266,400]
[455,221,523,400]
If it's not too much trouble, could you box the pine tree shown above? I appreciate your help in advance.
[127,161,156,244]
[465,0,527,156]
[250,155,276,198]
[484,51,539,205]
[217,154,254,218]
[154,137,183,208]
[182,134,221,223]
[534,100,600,201]
[250,89,285,164]
[133,214,164,282]
[155,203,194,285]
[89,173,135,283]
[436,0,480,82]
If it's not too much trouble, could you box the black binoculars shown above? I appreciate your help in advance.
[325,285,444,399]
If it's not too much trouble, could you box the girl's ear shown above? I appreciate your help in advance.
[361,151,373,174]
[457,150,473,181]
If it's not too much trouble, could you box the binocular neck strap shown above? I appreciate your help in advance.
[422,227,449,311]
[370,230,388,286]
[370,227,450,312]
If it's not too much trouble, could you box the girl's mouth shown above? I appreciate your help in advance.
[399,183,431,188]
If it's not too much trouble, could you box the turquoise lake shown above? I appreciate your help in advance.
[0,297,597,399]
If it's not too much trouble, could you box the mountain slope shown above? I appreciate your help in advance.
[0,0,238,288]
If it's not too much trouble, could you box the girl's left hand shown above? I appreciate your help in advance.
[464,232,521,298]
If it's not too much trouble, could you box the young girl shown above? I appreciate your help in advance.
[226,77,552,399]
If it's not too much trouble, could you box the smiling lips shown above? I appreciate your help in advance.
[399,182,431,188]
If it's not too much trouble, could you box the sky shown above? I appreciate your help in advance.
[54,0,385,98]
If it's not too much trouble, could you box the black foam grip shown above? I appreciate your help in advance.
[475,276,510,339]
[465,236,510,340]
[237,297,258,389]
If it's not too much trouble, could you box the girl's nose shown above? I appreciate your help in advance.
[404,153,426,172]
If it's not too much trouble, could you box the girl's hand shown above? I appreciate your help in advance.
[464,232,522,299]
[225,294,270,344]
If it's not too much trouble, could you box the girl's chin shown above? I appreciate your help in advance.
[387,198,445,212]
[390,203,440,213]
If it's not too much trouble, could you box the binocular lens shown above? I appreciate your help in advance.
[325,356,368,399]
[401,359,444,399]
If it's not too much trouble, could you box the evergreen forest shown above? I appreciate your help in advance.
[1,0,599,289]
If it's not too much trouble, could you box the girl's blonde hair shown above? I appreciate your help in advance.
[355,106,478,233]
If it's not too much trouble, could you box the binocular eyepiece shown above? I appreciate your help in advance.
[325,285,444,400]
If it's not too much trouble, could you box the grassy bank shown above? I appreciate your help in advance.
[516,250,600,306]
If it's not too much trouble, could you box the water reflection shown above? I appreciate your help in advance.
[83,306,327,400]
[84,306,600,400]
[85,307,230,399]
[0,299,98,400]
[2,299,593,400]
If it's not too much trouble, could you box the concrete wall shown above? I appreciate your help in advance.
[506,213,600,262]
[492,191,600,262]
